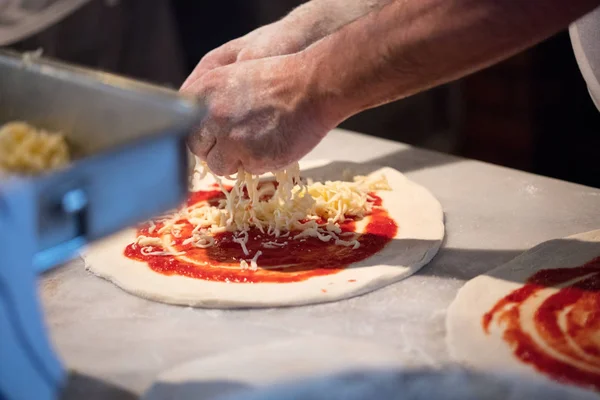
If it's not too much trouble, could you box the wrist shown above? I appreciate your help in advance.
[278,2,334,50]
[301,35,367,129]
[271,19,312,54]
[293,45,356,133]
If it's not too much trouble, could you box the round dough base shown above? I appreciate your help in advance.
[446,229,600,383]
[82,160,444,308]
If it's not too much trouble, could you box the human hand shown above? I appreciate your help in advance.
[181,20,310,92]
[182,54,334,175]
[0,0,13,15]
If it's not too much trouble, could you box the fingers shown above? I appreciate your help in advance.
[205,139,240,176]
[187,127,216,161]
[181,43,241,91]
[187,113,239,176]
[184,67,230,169]
[188,121,239,176]
[184,74,214,161]
[236,48,260,62]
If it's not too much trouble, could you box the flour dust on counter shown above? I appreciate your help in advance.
[82,160,444,308]
[447,229,600,393]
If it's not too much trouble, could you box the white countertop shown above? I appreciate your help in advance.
[42,128,600,399]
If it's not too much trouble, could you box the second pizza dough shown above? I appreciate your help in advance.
[447,229,600,390]
[83,160,444,308]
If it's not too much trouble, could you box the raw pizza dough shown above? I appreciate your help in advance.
[446,230,600,385]
[82,160,444,308]
[143,335,406,400]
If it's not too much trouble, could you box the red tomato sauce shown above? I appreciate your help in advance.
[482,256,600,391]
[125,189,397,283]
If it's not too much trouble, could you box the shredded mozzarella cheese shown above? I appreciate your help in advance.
[0,122,70,175]
[138,161,391,271]
[262,241,286,249]
[249,250,262,271]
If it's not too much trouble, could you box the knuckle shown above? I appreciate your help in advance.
[207,98,232,120]
[187,129,214,159]
[236,49,255,62]
[201,47,223,62]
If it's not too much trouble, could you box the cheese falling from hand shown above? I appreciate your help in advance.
[139,162,391,271]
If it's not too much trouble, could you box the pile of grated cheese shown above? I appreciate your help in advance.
[0,121,70,175]
[137,162,390,270]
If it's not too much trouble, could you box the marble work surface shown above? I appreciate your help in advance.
[41,128,600,399]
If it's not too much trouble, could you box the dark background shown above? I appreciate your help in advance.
[9,0,600,189]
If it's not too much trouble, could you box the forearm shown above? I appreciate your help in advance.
[304,0,600,122]
[280,0,393,49]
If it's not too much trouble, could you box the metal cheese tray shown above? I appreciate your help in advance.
[0,49,205,270]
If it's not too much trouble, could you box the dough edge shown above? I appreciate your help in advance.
[82,160,445,309]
